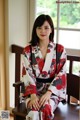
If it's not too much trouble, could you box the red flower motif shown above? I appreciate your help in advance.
[56,74,66,90]
[36,58,44,72]
[41,71,48,77]
[47,49,50,53]
[23,85,37,96]
[22,66,26,77]
[57,44,64,53]
[41,104,52,120]
[50,71,55,78]
[36,57,40,61]
[56,84,62,90]
[24,45,31,53]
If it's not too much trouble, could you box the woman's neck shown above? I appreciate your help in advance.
[39,40,49,49]
[39,40,49,59]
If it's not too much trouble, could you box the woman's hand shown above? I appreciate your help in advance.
[39,91,52,108]
[28,94,40,110]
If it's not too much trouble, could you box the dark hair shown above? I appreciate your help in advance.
[30,14,54,46]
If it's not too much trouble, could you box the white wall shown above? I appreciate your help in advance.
[9,0,28,109]
[8,0,29,46]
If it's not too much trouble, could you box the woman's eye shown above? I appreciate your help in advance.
[37,27,41,29]
[45,27,49,29]
[37,26,50,30]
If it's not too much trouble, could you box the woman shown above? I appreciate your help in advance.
[22,14,67,120]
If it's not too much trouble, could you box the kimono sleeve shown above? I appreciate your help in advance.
[21,50,37,97]
[48,46,67,99]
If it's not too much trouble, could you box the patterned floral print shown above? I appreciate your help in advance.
[21,41,67,120]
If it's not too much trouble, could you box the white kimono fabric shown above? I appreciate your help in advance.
[21,41,67,120]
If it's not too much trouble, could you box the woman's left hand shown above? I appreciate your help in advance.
[39,91,52,108]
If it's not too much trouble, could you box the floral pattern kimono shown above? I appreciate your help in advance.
[21,41,67,120]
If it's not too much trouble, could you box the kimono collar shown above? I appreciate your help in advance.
[32,41,56,77]
[42,42,54,73]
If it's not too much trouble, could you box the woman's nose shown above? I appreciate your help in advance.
[40,28,45,33]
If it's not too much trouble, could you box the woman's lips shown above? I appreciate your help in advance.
[40,35,46,37]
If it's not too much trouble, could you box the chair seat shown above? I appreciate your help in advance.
[12,102,79,120]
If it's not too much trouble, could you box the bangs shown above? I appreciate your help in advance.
[35,15,47,27]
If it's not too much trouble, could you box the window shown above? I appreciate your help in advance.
[59,30,80,49]
[73,61,80,75]
[60,1,80,29]
[59,1,80,50]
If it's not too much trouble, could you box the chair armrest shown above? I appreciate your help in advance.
[13,81,24,106]
[13,81,25,94]
[13,81,24,87]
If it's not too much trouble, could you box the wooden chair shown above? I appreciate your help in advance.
[11,44,80,120]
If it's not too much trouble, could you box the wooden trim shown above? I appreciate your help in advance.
[0,0,6,109]
[12,45,23,54]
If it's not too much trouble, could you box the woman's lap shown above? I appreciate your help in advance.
[25,96,59,120]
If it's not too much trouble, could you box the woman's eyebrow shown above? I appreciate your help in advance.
[44,25,50,28]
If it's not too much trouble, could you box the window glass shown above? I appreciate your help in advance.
[59,30,80,49]
[60,0,80,29]
[66,61,80,76]
[66,60,70,73]
[73,61,80,75]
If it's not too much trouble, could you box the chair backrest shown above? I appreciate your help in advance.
[11,44,80,106]
[67,55,80,103]
[12,45,23,106]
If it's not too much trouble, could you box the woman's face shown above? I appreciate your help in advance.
[36,21,52,42]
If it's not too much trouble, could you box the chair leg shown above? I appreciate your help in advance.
[14,114,25,120]
[68,95,70,104]
[14,114,17,120]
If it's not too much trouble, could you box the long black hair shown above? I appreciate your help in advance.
[30,14,54,46]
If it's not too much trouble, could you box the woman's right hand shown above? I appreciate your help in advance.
[28,94,40,110]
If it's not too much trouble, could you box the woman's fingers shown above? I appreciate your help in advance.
[28,102,32,109]
[33,100,40,110]
[39,92,51,107]
[28,99,40,110]
[39,96,47,107]
[33,101,40,110]
[28,92,51,110]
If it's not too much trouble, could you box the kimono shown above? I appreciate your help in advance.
[21,41,67,120]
